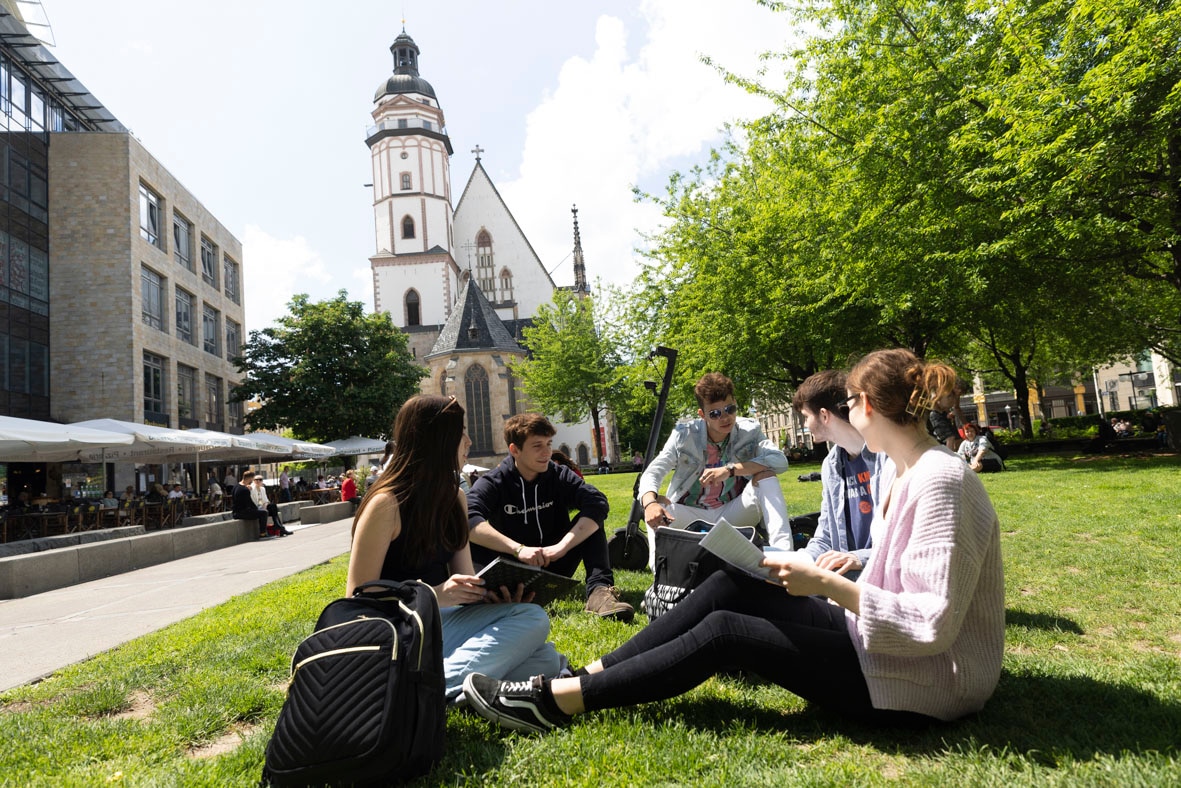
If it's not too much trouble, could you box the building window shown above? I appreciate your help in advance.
[576,443,590,466]
[227,397,243,431]
[225,319,241,361]
[400,172,412,190]
[141,266,165,330]
[423,120,432,131]
[173,212,193,271]
[202,304,220,356]
[223,254,240,304]
[177,364,197,421]
[559,443,571,458]
[499,267,514,302]
[439,370,447,397]
[143,352,166,417]
[476,230,494,295]
[175,288,195,344]
[397,118,408,129]
[204,373,223,427]
[200,236,219,288]
[464,364,493,454]
[401,215,415,239]
[405,289,421,326]
[139,183,163,249]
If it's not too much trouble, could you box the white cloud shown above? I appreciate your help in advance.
[241,225,335,335]
[495,0,796,291]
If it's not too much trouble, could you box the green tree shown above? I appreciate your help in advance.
[232,292,425,443]
[512,290,618,461]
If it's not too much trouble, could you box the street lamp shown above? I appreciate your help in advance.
[1004,404,1012,431]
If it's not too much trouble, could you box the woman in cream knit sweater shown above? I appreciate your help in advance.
[463,348,1005,731]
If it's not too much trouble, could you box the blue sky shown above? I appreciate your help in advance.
[41,0,796,333]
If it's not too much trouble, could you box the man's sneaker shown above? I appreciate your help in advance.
[462,674,568,733]
[585,585,635,622]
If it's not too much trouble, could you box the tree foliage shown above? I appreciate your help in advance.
[621,0,1178,434]
[512,289,619,460]
[232,292,425,443]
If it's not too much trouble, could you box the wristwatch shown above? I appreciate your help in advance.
[726,463,736,478]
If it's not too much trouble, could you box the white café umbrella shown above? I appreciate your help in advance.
[245,433,335,461]
[72,419,233,463]
[323,435,388,457]
[0,415,135,463]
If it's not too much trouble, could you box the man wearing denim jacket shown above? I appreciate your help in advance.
[790,370,891,581]
[638,373,791,559]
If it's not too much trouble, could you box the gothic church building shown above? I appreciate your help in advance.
[365,30,607,463]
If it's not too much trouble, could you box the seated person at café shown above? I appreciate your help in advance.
[145,483,167,503]
[957,422,1004,473]
[101,490,120,509]
[120,485,137,502]
[168,484,186,500]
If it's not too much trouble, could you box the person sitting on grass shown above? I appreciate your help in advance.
[466,413,634,622]
[462,348,1005,733]
[346,395,563,707]
[639,372,792,551]
[957,422,1004,473]
[788,369,892,581]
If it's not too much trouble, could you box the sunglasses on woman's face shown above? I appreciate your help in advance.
[706,404,739,420]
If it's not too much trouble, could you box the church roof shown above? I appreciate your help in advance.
[425,278,524,360]
[375,30,438,101]
[454,160,557,290]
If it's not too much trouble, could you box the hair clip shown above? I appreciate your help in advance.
[905,388,938,418]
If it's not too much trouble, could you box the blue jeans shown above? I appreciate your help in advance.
[441,602,560,700]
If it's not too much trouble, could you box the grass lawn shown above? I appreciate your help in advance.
[2,453,1180,785]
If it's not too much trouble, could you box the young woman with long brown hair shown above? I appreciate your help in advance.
[346,395,561,705]
[463,349,1004,732]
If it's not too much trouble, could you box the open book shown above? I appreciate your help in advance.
[698,520,813,581]
[474,558,581,607]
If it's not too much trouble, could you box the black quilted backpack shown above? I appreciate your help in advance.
[262,579,445,786]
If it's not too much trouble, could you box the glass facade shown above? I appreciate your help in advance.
[0,51,55,419]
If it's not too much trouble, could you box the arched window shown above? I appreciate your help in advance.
[404,289,421,326]
[499,267,514,302]
[476,229,495,295]
[576,443,590,466]
[402,215,415,239]
[465,364,493,454]
[559,443,571,458]
[439,370,447,397]
[400,172,412,191]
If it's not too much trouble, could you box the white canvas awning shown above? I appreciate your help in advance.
[323,436,388,457]
[0,415,135,462]
[71,419,233,463]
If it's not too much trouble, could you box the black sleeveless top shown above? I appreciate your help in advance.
[379,535,453,587]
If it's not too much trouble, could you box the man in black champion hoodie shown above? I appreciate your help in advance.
[467,414,634,622]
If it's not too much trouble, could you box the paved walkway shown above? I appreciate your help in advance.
[0,519,353,693]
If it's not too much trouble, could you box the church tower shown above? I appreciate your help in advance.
[366,30,458,338]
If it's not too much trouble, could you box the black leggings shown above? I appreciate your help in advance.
[581,570,933,726]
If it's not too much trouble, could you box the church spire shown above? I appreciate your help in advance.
[571,204,588,296]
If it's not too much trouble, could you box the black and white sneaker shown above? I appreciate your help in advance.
[462,673,568,733]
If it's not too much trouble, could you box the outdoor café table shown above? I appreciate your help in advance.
[311,488,341,505]
[98,505,121,529]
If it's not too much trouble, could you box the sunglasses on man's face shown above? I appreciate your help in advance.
[706,404,739,420]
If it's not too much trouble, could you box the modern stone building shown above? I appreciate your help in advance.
[47,132,245,433]
[0,2,246,495]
